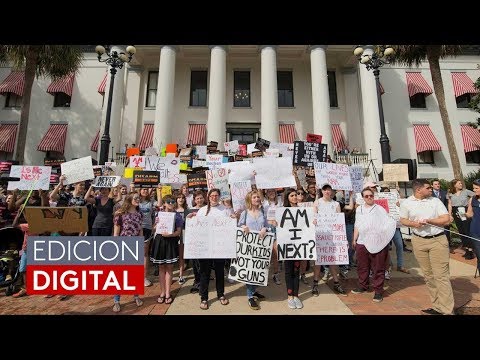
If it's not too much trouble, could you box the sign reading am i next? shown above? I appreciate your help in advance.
[27,236,144,295]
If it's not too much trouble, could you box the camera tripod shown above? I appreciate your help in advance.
[364,149,379,183]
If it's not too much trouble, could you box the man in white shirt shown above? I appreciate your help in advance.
[400,179,453,315]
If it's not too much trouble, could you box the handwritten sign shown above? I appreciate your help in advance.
[306,133,322,144]
[143,156,181,184]
[228,229,274,286]
[253,157,296,189]
[93,176,120,188]
[315,212,349,265]
[377,192,400,221]
[275,207,317,261]
[161,185,172,198]
[155,212,176,234]
[195,145,207,159]
[231,180,251,212]
[224,140,239,154]
[206,168,231,200]
[24,207,88,234]
[60,156,94,185]
[128,156,145,169]
[314,162,353,190]
[205,154,223,170]
[382,164,409,182]
[8,166,52,190]
[349,166,364,193]
[184,216,237,259]
[374,198,390,213]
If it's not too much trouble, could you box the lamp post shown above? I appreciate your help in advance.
[95,45,136,165]
[354,45,394,164]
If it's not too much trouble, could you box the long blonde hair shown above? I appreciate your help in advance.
[115,193,138,217]
[245,190,263,211]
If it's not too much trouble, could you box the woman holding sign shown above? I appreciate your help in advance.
[238,190,270,310]
[151,194,184,305]
[188,188,235,310]
[351,187,396,303]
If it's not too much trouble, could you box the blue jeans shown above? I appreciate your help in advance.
[246,284,257,299]
[19,252,27,273]
[391,228,404,269]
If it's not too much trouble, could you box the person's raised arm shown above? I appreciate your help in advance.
[50,175,65,202]
[84,184,96,204]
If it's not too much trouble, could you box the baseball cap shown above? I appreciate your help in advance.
[363,181,378,188]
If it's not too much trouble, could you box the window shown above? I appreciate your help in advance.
[466,151,480,164]
[327,71,338,108]
[410,93,427,108]
[53,93,71,107]
[277,71,294,107]
[146,71,158,107]
[234,71,250,107]
[190,70,208,107]
[227,124,260,145]
[456,93,472,108]
[5,93,22,108]
[417,151,434,164]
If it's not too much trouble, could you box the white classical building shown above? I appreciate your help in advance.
[0,45,479,180]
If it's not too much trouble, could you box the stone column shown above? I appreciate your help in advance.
[260,46,279,142]
[207,45,227,146]
[153,45,176,151]
[310,45,332,153]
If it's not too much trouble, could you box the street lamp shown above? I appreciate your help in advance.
[95,45,136,165]
[354,45,394,164]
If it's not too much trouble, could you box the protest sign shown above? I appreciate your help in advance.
[231,180,251,212]
[8,166,51,190]
[43,159,65,167]
[306,133,323,144]
[237,144,247,156]
[143,156,181,184]
[195,145,207,159]
[253,157,296,189]
[223,161,255,184]
[377,192,400,221]
[93,176,120,188]
[224,140,239,154]
[264,148,279,157]
[187,173,208,191]
[165,144,177,154]
[128,156,145,169]
[161,185,172,198]
[349,166,364,193]
[24,207,88,234]
[355,204,396,253]
[206,168,231,200]
[205,154,223,170]
[228,229,274,286]
[315,212,349,265]
[374,198,390,213]
[275,207,316,261]
[61,156,94,185]
[155,212,176,234]
[184,216,237,259]
[126,148,140,157]
[314,162,352,190]
[133,171,160,188]
[382,164,409,182]
[255,138,270,152]
[293,141,327,167]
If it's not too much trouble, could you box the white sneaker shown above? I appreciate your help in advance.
[144,278,152,287]
[293,296,303,309]
[287,298,296,309]
[384,270,391,280]
[228,278,235,284]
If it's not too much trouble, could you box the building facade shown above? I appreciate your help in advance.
[0,45,479,180]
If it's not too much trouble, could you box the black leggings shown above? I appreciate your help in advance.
[198,259,225,302]
[284,260,300,296]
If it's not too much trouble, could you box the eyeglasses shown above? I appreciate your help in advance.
[132,197,140,201]
[165,200,176,204]
[363,195,374,199]
[297,192,305,195]
[209,194,219,198]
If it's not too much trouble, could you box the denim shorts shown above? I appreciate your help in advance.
[19,252,27,273]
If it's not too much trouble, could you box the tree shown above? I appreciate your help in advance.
[0,46,83,164]
[390,45,464,181]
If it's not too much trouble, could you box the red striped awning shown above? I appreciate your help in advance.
[90,129,100,152]
[0,71,25,97]
[379,82,385,96]
[451,72,478,98]
[0,124,18,153]
[187,123,206,145]
[331,124,348,152]
[413,124,442,153]
[98,72,107,95]
[279,124,297,143]
[47,73,75,97]
[406,72,433,97]
[460,124,480,153]
[37,124,68,153]
[138,124,154,150]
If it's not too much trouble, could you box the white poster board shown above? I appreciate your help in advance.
[195,145,207,160]
[93,176,121,188]
[155,212,176,234]
[205,154,223,170]
[314,162,353,191]
[253,157,296,189]
[231,180,251,213]
[184,216,237,259]
[224,140,239,154]
[206,168,231,200]
[382,164,409,182]
[228,229,274,286]
[275,207,317,261]
[61,156,94,185]
[349,166,364,193]
[223,162,255,184]
[8,166,52,190]
[143,156,181,184]
[315,212,349,265]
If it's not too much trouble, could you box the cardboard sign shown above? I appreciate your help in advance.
[24,207,88,234]
[306,133,323,144]
[255,138,270,152]
[8,166,52,190]
[382,164,409,182]
[228,229,275,286]
[126,148,140,157]
[133,171,160,188]
[315,212,349,265]
[293,141,327,167]
[93,176,121,188]
[61,156,94,185]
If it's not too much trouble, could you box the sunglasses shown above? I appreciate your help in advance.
[297,192,305,195]
[363,195,374,199]
[132,197,140,201]
[166,200,176,204]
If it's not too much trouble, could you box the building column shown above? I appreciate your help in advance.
[310,45,332,153]
[207,45,227,146]
[260,46,279,142]
[120,65,143,149]
[99,45,126,162]
[153,45,177,151]
[358,45,382,170]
